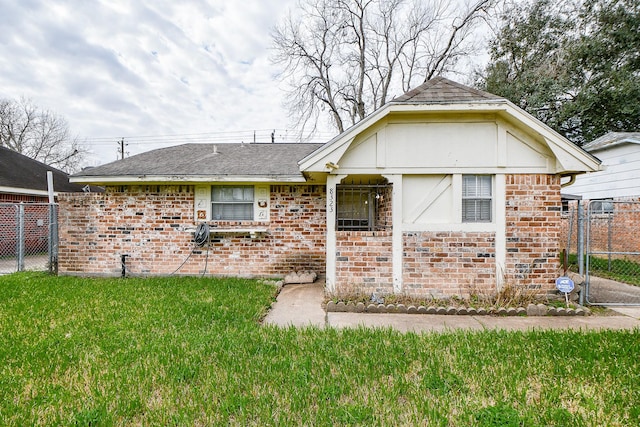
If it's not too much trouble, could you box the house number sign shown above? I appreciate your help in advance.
[328,188,334,213]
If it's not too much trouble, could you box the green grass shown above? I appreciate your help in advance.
[567,253,640,286]
[1,273,640,426]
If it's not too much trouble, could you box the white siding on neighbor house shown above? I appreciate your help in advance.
[565,143,640,199]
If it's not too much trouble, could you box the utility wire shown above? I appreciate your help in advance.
[83,129,336,146]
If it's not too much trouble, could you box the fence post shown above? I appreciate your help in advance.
[577,202,585,305]
[17,203,25,272]
[48,204,59,274]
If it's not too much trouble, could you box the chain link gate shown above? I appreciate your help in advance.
[585,200,640,305]
[0,203,58,274]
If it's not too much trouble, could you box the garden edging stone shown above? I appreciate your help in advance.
[325,300,591,316]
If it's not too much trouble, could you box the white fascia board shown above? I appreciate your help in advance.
[0,186,58,196]
[69,175,309,184]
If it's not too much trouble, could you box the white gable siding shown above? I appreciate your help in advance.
[384,122,497,168]
[506,132,553,169]
[565,143,640,199]
[332,118,554,174]
[339,133,377,168]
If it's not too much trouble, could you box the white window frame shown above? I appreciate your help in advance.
[462,175,493,223]
[211,185,254,221]
[589,199,614,216]
[193,184,270,222]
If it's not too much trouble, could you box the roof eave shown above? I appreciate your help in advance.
[0,185,64,197]
[69,174,310,185]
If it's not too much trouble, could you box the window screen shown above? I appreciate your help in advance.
[590,199,613,215]
[462,175,492,222]
[211,186,254,220]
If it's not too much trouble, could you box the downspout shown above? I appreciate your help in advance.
[560,172,584,304]
[561,174,577,188]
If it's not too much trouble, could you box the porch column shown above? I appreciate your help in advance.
[383,174,403,293]
[495,174,506,291]
[325,174,346,293]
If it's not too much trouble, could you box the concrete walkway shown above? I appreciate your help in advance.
[262,282,640,332]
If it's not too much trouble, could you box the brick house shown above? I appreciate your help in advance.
[62,77,600,298]
[561,132,640,261]
[0,147,96,256]
[0,146,89,203]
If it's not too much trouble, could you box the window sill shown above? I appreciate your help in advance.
[187,226,269,238]
[209,227,268,238]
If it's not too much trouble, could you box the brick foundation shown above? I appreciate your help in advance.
[58,185,326,277]
[403,231,496,298]
[335,231,393,294]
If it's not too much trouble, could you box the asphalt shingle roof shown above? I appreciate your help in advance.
[392,76,503,104]
[581,132,640,152]
[0,146,87,192]
[75,143,325,178]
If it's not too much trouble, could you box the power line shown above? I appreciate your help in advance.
[83,128,337,146]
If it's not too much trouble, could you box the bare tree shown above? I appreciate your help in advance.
[0,98,85,173]
[272,0,495,134]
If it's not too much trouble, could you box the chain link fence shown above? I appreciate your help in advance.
[0,203,58,274]
[585,200,640,305]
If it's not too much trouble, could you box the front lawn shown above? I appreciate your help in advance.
[1,273,639,426]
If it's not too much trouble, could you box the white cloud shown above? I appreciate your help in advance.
[0,0,302,165]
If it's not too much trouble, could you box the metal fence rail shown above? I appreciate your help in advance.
[586,200,640,305]
[0,203,58,274]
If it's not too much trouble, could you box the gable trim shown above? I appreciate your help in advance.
[300,99,601,175]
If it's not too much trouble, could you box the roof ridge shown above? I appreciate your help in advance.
[392,76,503,103]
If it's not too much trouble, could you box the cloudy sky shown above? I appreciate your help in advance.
[0,0,338,165]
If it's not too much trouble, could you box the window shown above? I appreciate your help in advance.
[590,199,613,216]
[462,175,492,222]
[211,186,254,220]
[336,183,391,231]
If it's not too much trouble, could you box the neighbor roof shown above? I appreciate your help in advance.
[72,143,324,184]
[392,76,502,104]
[0,146,87,195]
[581,132,640,152]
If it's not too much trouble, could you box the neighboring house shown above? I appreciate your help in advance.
[0,147,96,256]
[0,146,89,202]
[62,77,600,298]
[560,132,640,261]
[561,132,640,204]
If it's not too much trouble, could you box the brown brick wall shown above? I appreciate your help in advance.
[505,174,562,291]
[0,193,49,203]
[402,231,496,298]
[332,174,563,298]
[335,231,393,294]
[561,198,640,262]
[57,184,326,277]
